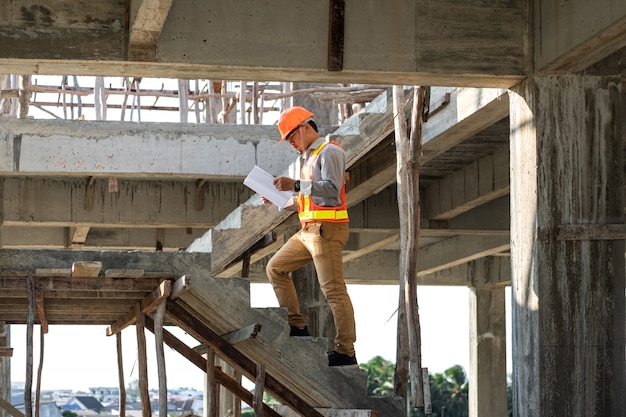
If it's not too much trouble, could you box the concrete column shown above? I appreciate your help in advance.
[468,257,508,417]
[509,75,624,417]
[293,264,335,351]
[469,286,507,417]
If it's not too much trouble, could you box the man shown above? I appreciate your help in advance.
[264,106,357,367]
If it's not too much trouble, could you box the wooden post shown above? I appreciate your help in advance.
[392,85,426,408]
[154,302,167,417]
[178,79,189,123]
[25,273,34,417]
[254,364,266,417]
[19,75,30,119]
[0,323,11,417]
[116,333,126,417]
[135,306,150,417]
[205,348,217,417]
[34,328,44,417]
[239,81,247,124]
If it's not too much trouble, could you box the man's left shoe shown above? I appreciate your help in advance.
[289,325,310,337]
[328,350,358,367]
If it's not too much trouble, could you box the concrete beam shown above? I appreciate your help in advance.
[128,0,174,61]
[423,146,510,221]
[0,177,251,228]
[535,0,626,73]
[0,225,208,251]
[0,1,525,87]
[0,248,211,275]
[0,119,294,178]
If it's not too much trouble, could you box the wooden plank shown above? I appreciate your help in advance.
[0,275,163,294]
[273,407,377,417]
[0,397,25,417]
[0,348,13,357]
[143,315,282,417]
[71,226,91,247]
[106,280,172,336]
[71,261,102,277]
[35,269,71,277]
[104,269,145,278]
[170,275,191,299]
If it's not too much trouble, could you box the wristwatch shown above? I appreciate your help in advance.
[294,180,301,192]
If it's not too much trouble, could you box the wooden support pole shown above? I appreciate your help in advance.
[166,301,322,417]
[143,316,281,417]
[154,302,167,417]
[116,333,126,417]
[254,364,266,417]
[0,323,10,417]
[25,273,35,417]
[34,328,44,417]
[205,348,217,417]
[135,305,150,417]
[239,81,247,124]
[392,85,426,408]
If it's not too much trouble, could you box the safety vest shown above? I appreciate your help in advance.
[297,141,349,223]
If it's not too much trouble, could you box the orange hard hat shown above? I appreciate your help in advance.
[277,106,314,143]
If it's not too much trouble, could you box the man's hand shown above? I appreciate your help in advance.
[260,196,272,205]
[273,176,297,191]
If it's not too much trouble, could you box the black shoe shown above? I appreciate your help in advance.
[328,350,358,367]
[289,325,310,337]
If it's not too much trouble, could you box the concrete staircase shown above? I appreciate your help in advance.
[182,91,406,415]
[168,261,405,417]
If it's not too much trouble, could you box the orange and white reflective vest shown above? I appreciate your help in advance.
[296,141,349,223]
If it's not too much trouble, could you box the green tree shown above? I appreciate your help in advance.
[61,410,77,417]
[362,356,396,397]
[126,378,139,401]
[412,365,468,417]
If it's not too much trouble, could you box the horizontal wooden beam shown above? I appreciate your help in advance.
[106,280,172,336]
[0,347,14,357]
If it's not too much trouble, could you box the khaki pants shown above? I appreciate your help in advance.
[266,221,356,356]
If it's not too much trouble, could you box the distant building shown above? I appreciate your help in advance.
[62,395,110,416]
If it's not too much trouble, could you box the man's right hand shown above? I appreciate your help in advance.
[261,196,272,205]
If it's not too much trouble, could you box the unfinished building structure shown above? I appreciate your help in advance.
[0,1,625,416]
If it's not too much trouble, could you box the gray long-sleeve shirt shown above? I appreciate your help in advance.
[285,136,347,211]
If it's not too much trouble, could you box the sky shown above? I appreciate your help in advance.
[9,284,511,392]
